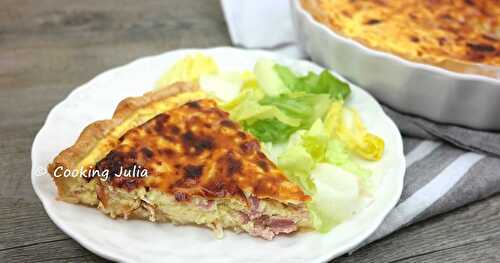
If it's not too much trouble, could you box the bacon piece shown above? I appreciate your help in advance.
[268,218,297,234]
[246,216,298,240]
[247,195,262,220]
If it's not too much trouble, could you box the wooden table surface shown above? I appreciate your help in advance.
[1,1,499,262]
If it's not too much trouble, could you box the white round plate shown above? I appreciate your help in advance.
[32,47,405,263]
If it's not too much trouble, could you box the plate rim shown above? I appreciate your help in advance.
[31,47,405,263]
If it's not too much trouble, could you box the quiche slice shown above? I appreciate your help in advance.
[48,82,312,240]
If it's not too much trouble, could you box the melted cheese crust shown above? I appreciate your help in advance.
[302,0,500,67]
[94,99,310,204]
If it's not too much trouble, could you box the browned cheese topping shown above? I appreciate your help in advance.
[302,0,500,66]
[95,99,310,203]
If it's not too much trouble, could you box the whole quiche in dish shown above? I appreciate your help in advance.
[301,0,500,76]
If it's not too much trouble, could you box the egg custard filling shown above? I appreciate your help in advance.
[48,82,312,240]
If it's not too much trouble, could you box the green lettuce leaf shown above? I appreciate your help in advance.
[273,64,351,100]
[307,164,360,233]
[260,92,331,129]
[301,120,329,161]
[324,102,385,161]
[199,71,249,102]
[242,118,296,143]
[272,63,298,90]
[324,139,350,165]
[326,139,372,178]
[277,141,316,195]
[318,70,351,100]
[254,59,288,97]
[222,89,301,128]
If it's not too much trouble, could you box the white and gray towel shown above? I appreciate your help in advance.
[221,0,500,248]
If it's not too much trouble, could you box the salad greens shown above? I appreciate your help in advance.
[243,119,296,144]
[308,164,361,233]
[222,59,346,143]
[325,101,385,161]
[277,120,374,231]
[274,64,351,100]
[157,55,385,233]
[254,59,288,96]
[154,53,218,89]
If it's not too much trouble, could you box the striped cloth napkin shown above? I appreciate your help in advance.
[221,0,500,248]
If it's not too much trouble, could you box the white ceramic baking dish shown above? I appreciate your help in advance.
[291,0,500,130]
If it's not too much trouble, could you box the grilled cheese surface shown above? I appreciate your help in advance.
[301,0,500,66]
[94,99,310,204]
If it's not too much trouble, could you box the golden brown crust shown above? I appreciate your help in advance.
[301,0,500,77]
[47,82,200,201]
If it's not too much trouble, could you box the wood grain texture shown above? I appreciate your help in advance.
[0,0,498,262]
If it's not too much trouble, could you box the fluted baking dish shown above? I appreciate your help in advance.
[291,0,500,130]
